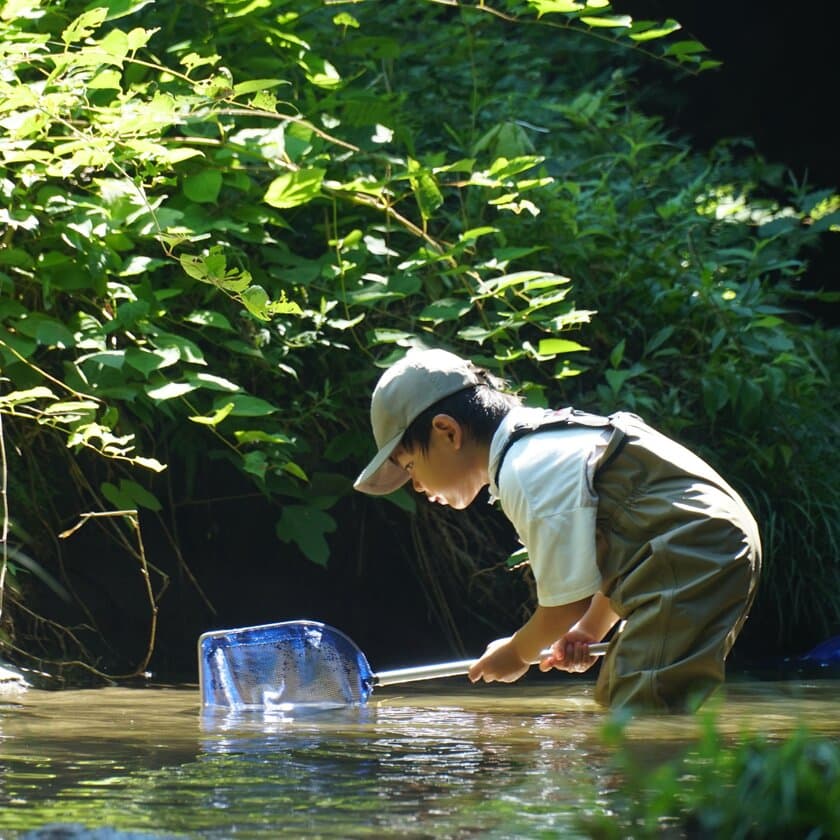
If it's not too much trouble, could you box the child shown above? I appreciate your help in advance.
[354,348,762,711]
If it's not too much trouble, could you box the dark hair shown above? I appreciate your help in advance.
[401,367,521,454]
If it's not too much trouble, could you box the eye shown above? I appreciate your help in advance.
[404,461,415,474]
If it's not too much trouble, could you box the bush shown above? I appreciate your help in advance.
[0,0,836,673]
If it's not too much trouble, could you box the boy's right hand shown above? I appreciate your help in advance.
[468,636,530,684]
[538,628,599,674]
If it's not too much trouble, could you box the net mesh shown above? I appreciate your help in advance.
[198,620,375,709]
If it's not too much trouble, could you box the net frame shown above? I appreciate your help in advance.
[198,619,375,709]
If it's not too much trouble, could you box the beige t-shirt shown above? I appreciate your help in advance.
[487,407,610,607]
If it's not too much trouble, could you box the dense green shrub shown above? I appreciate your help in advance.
[583,713,840,838]
[0,0,836,673]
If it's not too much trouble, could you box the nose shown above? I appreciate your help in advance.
[411,476,425,493]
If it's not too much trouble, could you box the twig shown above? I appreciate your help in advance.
[59,509,163,677]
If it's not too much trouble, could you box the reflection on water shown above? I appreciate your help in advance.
[0,677,838,838]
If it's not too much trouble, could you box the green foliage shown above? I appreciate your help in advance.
[0,0,837,669]
[583,714,840,838]
[0,0,706,554]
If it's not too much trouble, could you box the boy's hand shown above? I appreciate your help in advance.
[538,629,599,674]
[468,636,530,684]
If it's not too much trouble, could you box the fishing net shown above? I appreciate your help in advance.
[198,620,375,709]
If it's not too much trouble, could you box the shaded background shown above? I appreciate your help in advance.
[617,0,838,311]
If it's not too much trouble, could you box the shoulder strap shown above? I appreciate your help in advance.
[493,407,618,487]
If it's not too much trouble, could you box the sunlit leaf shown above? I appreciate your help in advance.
[61,8,107,44]
[0,387,56,407]
[146,381,197,400]
[538,338,589,355]
[581,14,632,28]
[189,402,235,426]
[264,168,326,209]
[527,0,585,14]
[232,78,288,96]
[218,394,278,417]
[629,19,682,42]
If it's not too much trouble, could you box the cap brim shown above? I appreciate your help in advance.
[353,431,409,495]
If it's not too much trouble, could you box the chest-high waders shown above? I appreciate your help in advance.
[495,408,762,712]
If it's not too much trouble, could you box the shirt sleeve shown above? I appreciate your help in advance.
[522,507,602,606]
[496,426,604,607]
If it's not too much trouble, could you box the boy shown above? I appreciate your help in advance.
[354,348,761,711]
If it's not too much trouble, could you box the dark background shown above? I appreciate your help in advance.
[615,0,838,308]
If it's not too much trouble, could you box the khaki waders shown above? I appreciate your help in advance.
[592,412,762,711]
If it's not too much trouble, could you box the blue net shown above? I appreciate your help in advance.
[198,620,375,709]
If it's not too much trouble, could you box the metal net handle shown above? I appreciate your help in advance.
[373,643,608,687]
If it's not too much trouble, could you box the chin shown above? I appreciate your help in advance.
[451,490,484,511]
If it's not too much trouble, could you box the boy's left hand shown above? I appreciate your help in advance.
[468,637,530,684]
[538,628,599,673]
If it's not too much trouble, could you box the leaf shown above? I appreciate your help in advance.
[264,168,326,209]
[61,8,108,45]
[101,479,162,512]
[35,318,75,348]
[0,387,56,408]
[235,430,293,446]
[125,347,180,374]
[460,226,499,242]
[408,159,443,222]
[232,78,288,96]
[276,505,337,567]
[610,338,626,368]
[605,368,633,394]
[95,0,157,21]
[629,19,682,42]
[665,39,708,57]
[299,54,341,89]
[475,270,570,297]
[418,298,472,323]
[527,0,585,14]
[182,169,223,204]
[88,69,123,90]
[77,350,126,369]
[184,371,240,391]
[701,377,729,417]
[218,394,278,417]
[242,450,268,480]
[645,326,675,355]
[333,12,359,28]
[241,285,271,321]
[134,456,166,473]
[145,381,197,400]
[189,402,235,426]
[581,14,632,28]
[184,310,235,331]
[538,338,589,355]
[152,332,206,364]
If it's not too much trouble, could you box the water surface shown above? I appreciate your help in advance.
[1,677,838,838]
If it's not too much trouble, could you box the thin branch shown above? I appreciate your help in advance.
[58,509,165,678]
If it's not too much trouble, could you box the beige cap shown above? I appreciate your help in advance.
[354,348,481,495]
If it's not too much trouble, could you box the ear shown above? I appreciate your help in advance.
[431,413,463,449]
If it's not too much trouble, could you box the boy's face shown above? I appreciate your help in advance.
[390,414,488,510]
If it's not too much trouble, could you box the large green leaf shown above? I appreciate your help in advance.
[276,505,337,567]
[264,168,326,209]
